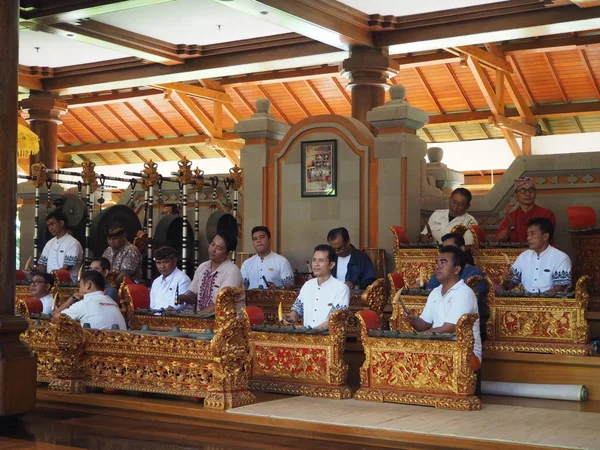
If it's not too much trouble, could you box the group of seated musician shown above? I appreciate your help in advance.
[32,210,83,283]
[52,270,127,330]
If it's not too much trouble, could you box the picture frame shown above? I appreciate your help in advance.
[301,140,337,197]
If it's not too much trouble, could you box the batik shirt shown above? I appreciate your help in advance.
[103,242,142,282]
[511,245,572,293]
[38,233,83,282]
[291,276,350,328]
[189,259,243,310]
[241,251,294,289]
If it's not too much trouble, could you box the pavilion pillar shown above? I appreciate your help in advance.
[20,91,68,172]
[368,85,429,264]
[0,0,38,418]
[234,99,290,251]
[341,46,399,130]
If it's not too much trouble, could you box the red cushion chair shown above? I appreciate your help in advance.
[566,206,597,229]
[15,270,26,281]
[53,269,72,283]
[390,225,409,246]
[357,310,380,330]
[388,273,405,291]
[470,224,487,244]
[124,284,150,309]
[122,276,135,286]
[23,297,43,314]
[245,306,265,326]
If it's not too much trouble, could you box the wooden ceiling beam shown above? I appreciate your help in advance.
[421,127,435,143]
[502,33,600,55]
[282,82,311,118]
[414,67,444,114]
[506,55,536,106]
[331,77,352,107]
[444,63,473,111]
[467,56,501,116]
[103,104,143,139]
[143,98,181,136]
[257,85,292,124]
[215,0,372,50]
[232,88,256,114]
[149,148,167,162]
[68,108,106,143]
[453,45,513,73]
[578,49,600,100]
[64,89,163,107]
[205,138,244,152]
[170,91,219,137]
[123,101,162,137]
[542,53,569,103]
[84,106,123,141]
[489,115,536,136]
[500,128,523,158]
[154,82,233,103]
[305,80,335,115]
[218,65,339,87]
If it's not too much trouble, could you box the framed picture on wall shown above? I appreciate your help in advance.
[301,140,337,197]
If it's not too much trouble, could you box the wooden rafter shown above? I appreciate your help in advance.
[115,152,130,164]
[257,85,292,124]
[444,63,473,111]
[169,147,185,160]
[305,80,334,114]
[68,109,106,143]
[449,125,463,141]
[103,104,143,139]
[150,148,167,162]
[131,150,149,163]
[188,145,205,159]
[143,99,181,136]
[232,88,256,114]
[479,123,492,139]
[541,118,553,135]
[84,106,123,141]
[542,53,569,103]
[123,101,161,137]
[60,122,86,143]
[506,55,536,106]
[167,98,203,135]
[96,154,111,166]
[574,116,585,133]
[578,49,600,100]
[331,77,352,106]
[281,82,311,117]
[422,127,435,143]
[170,91,219,137]
[467,57,501,115]
[414,67,444,113]
[155,82,233,103]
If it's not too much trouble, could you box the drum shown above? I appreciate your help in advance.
[364,248,386,280]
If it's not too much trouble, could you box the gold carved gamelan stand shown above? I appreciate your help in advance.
[570,231,600,310]
[21,287,255,410]
[354,311,481,411]
[484,276,591,356]
[249,309,352,399]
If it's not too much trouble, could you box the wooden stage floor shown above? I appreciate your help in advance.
[3,388,599,450]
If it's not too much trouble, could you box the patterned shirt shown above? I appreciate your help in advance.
[188,259,243,310]
[421,209,478,245]
[38,233,83,282]
[103,242,142,282]
[291,276,350,328]
[511,245,572,293]
[241,251,294,289]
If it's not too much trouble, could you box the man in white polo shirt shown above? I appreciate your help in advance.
[30,271,55,314]
[150,246,191,310]
[53,270,126,330]
[284,244,350,329]
[34,210,83,283]
[404,246,482,367]
[503,217,571,293]
[241,226,294,290]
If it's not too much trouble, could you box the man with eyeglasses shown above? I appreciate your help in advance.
[495,177,555,243]
[29,272,55,314]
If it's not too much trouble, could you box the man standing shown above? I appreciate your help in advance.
[29,272,55,314]
[102,222,142,283]
[420,188,478,245]
[34,210,83,282]
[241,226,294,290]
[327,227,376,290]
[503,217,571,294]
[53,270,127,330]
[404,246,482,368]
[495,177,556,243]
[284,245,350,329]
[150,246,191,310]
[176,231,243,313]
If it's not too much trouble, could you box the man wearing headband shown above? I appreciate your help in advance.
[102,222,142,283]
[495,177,555,243]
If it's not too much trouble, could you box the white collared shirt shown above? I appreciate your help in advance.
[511,245,572,293]
[420,279,482,362]
[335,255,350,283]
[291,276,350,327]
[150,267,191,310]
[38,233,83,282]
[421,209,478,245]
[40,294,53,314]
[241,252,294,289]
[62,291,127,330]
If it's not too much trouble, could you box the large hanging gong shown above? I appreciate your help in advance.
[89,205,142,257]
[205,210,238,244]
[154,215,194,253]
[38,194,87,250]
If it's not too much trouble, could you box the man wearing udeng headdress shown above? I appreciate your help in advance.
[102,222,142,283]
[495,177,555,243]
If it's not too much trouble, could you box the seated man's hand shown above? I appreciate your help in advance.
[403,309,417,324]
[283,311,299,325]
[496,228,510,243]
[501,265,513,282]
[345,281,354,289]
[266,282,277,290]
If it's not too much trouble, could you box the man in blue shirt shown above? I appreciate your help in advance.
[327,227,376,290]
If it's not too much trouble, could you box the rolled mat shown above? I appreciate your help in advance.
[482,381,588,402]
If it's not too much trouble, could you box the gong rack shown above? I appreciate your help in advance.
[24,158,242,282]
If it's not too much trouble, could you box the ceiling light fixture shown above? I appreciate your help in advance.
[260,10,269,15]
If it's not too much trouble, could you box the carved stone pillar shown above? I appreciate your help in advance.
[19,91,68,171]
[368,85,429,260]
[341,46,399,129]
[0,0,38,417]
[234,99,290,250]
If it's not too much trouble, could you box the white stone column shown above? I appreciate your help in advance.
[367,85,429,252]
[234,99,290,251]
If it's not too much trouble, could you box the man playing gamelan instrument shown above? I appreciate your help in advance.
[53,270,127,330]
[502,217,571,294]
[102,222,142,283]
[241,226,294,290]
[33,210,83,283]
[176,230,244,313]
[150,246,191,310]
[495,177,555,243]
[419,188,478,245]
[404,246,482,367]
[284,245,350,330]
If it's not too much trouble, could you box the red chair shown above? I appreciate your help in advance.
[245,306,265,326]
[388,273,405,291]
[53,269,72,283]
[566,206,597,229]
[122,276,135,286]
[23,297,43,314]
[470,224,487,244]
[390,225,409,246]
[357,310,380,330]
[15,270,26,281]
[124,284,150,309]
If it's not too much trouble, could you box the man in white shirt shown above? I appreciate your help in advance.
[150,246,191,310]
[241,226,294,290]
[284,245,350,329]
[404,246,482,367]
[327,227,376,290]
[419,188,478,245]
[53,270,127,330]
[30,271,55,314]
[34,210,83,283]
[503,217,572,294]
